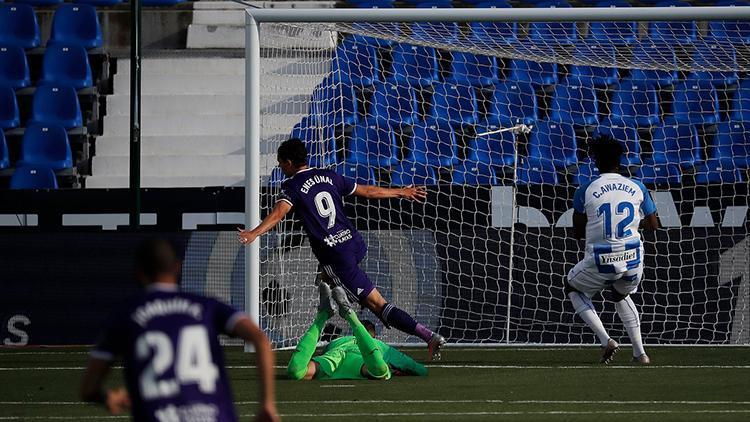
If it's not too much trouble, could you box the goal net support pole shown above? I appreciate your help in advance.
[245,7,750,349]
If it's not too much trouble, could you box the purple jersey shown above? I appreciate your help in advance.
[277,167,366,263]
[91,283,245,422]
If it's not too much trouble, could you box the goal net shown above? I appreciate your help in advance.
[250,9,750,348]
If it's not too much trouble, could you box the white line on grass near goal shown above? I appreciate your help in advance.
[3,399,750,406]
[5,410,750,420]
[3,364,750,371]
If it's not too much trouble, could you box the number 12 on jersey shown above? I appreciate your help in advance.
[597,201,635,239]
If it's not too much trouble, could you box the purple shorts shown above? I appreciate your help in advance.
[319,244,374,303]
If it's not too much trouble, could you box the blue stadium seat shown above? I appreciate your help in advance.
[411,21,460,44]
[313,79,358,126]
[346,123,398,167]
[29,84,83,129]
[369,81,418,126]
[48,4,102,50]
[336,163,377,184]
[12,0,62,6]
[0,85,19,129]
[349,0,395,6]
[17,124,72,170]
[672,80,720,125]
[0,130,9,170]
[429,82,479,126]
[0,45,30,89]
[389,43,439,88]
[572,158,599,185]
[467,126,516,167]
[142,0,186,6]
[596,118,641,166]
[694,158,745,183]
[469,1,517,45]
[467,0,513,5]
[509,44,558,85]
[0,4,40,49]
[332,37,379,87]
[391,162,438,186]
[448,52,499,88]
[290,117,337,167]
[529,1,577,45]
[10,166,58,190]
[650,119,702,168]
[629,43,678,88]
[269,167,285,187]
[452,161,497,185]
[550,78,599,126]
[348,31,394,49]
[76,0,124,6]
[689,41,739,86]
[485,81,538,127]
[39,45,93,91]
[517,157,559,184]
[648,1,697,45]
[569,43,619,87]
[610,80,660,127]
[712,121,750,168]
[731,80,750,120]
[636,164,682,185]
[588,1,637,44]
[407,120,458,167]
[528,120,578,168]
[414,0,452,6]
[709,15,750,43]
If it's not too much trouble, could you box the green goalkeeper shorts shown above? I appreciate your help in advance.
[312,347,368,380]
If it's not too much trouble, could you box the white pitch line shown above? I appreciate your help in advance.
[4,410,750,420]
[2,364,750,371]
[3,399,750,406]
[319,384,356,388]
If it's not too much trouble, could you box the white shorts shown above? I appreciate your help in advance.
[567,258,643,298]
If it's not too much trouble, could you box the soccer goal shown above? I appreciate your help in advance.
[244,6,750,349]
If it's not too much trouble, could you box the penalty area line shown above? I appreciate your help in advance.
[2,364,750,371]
[3,410,750,420]
[3,399,750,406]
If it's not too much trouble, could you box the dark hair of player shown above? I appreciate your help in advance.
[135,238,180,280]
[361,320,377,336]
[588,134,623,173]
[277,138,308,167]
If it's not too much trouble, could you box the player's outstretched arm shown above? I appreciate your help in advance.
[640,213,660,231]
[353,184,427,201]
[237,200,293,245]
[79,359,131,415]
[232,318,279,422]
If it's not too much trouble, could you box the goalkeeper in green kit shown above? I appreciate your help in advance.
[287,283,428,381]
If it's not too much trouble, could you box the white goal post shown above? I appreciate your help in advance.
[244,6,750,349]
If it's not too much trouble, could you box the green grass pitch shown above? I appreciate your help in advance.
[1,346,749,421]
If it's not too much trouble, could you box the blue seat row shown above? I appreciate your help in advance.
[312,75,750,129]
[0,44,93,91]
[1,83,83,130]
[7,0,187,8]
[329,158,745,186]
[0,124,72,171]
[0,3,102,50]
[290,117,750,174]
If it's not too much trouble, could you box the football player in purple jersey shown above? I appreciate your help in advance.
[238,138,446,360]
[80,238,279,422]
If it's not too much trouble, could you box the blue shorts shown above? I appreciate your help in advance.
[319,242,374,303]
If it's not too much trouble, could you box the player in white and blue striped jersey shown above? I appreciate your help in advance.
[567,136,659,365]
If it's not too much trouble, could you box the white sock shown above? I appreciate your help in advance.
[615,296,645,357]
[568,291,610,347]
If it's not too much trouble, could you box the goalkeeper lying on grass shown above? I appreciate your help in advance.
[287,283,428,381]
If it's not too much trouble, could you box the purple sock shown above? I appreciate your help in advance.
[382,304,434,343]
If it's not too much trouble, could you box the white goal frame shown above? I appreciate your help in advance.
[243,6,750,349]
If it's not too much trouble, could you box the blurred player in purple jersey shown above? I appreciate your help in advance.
[80,238,279,422]
[238,138,447,360]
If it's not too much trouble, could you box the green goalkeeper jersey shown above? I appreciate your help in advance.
[312,336,428,380]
